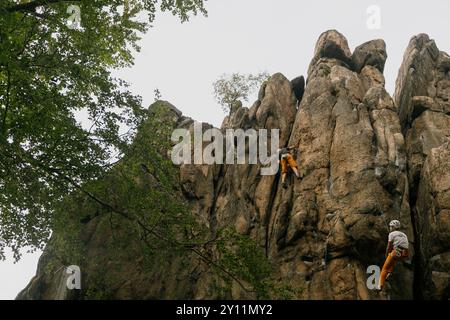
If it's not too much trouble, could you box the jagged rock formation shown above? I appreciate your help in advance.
[271,31,412,300]
[17,31,450,300]
[395,34,450,299]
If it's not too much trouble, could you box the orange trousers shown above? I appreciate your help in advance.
[379,248,409,288]
[281,154,298,174]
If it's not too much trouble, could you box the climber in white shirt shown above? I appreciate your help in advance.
[377,220,409,291]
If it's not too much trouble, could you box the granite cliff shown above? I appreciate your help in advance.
[17,30,450,300]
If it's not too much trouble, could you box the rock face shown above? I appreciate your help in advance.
[395,34,450,299]
[416,143,450,299]
[17,31,450,300]
[352,39,387,73]
[269,30,412,300]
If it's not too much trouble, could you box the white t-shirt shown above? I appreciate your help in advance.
[388,231,409,249]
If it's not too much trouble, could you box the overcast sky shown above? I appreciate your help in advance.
[1,0,449,300]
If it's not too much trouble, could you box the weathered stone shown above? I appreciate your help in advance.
[308,30,352,75]
[352,39,387,73]
[270,31,413,299]
[395,34,442,130]
[395,33,450,299]
[359,65,385,91]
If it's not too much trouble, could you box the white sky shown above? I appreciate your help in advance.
[1,0,449,300]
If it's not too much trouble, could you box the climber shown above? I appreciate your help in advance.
[279,147,301,189]
[376,220,409,291]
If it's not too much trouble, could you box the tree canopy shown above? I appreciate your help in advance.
[0,2,296,298]
[213,72,270,115]
[0,0,207,260]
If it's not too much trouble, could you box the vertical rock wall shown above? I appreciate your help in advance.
[17,31,450,300]
[395,34,450,299]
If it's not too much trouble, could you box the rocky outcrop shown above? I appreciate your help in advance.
[416,143,450,299]
[395,34,450,299]
[17,31,450,300]
[264,30,412,300]
[352,39,387,73]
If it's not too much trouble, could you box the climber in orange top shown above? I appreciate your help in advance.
[279,147,301,189]
[377,220,409,291]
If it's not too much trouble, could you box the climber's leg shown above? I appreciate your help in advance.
[286,155,300,179]
[292,167,301,179]
[378,252,398,289]
[281,173,288,189]
[281,159,288,188]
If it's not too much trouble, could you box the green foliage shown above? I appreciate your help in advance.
[214,228,300,299]
[39,102,292,299]
[0,2,289,297]
[38,102,210,298]
[213,72,270,115]
[98,103,209,255]
[0,0,207,260]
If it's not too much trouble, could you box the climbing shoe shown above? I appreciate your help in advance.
[282,182,288,189]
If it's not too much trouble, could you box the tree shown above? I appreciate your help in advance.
[213,72,270,116]
[0,3,295,299]
[38,102,295,299]
[0,0,207,260]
